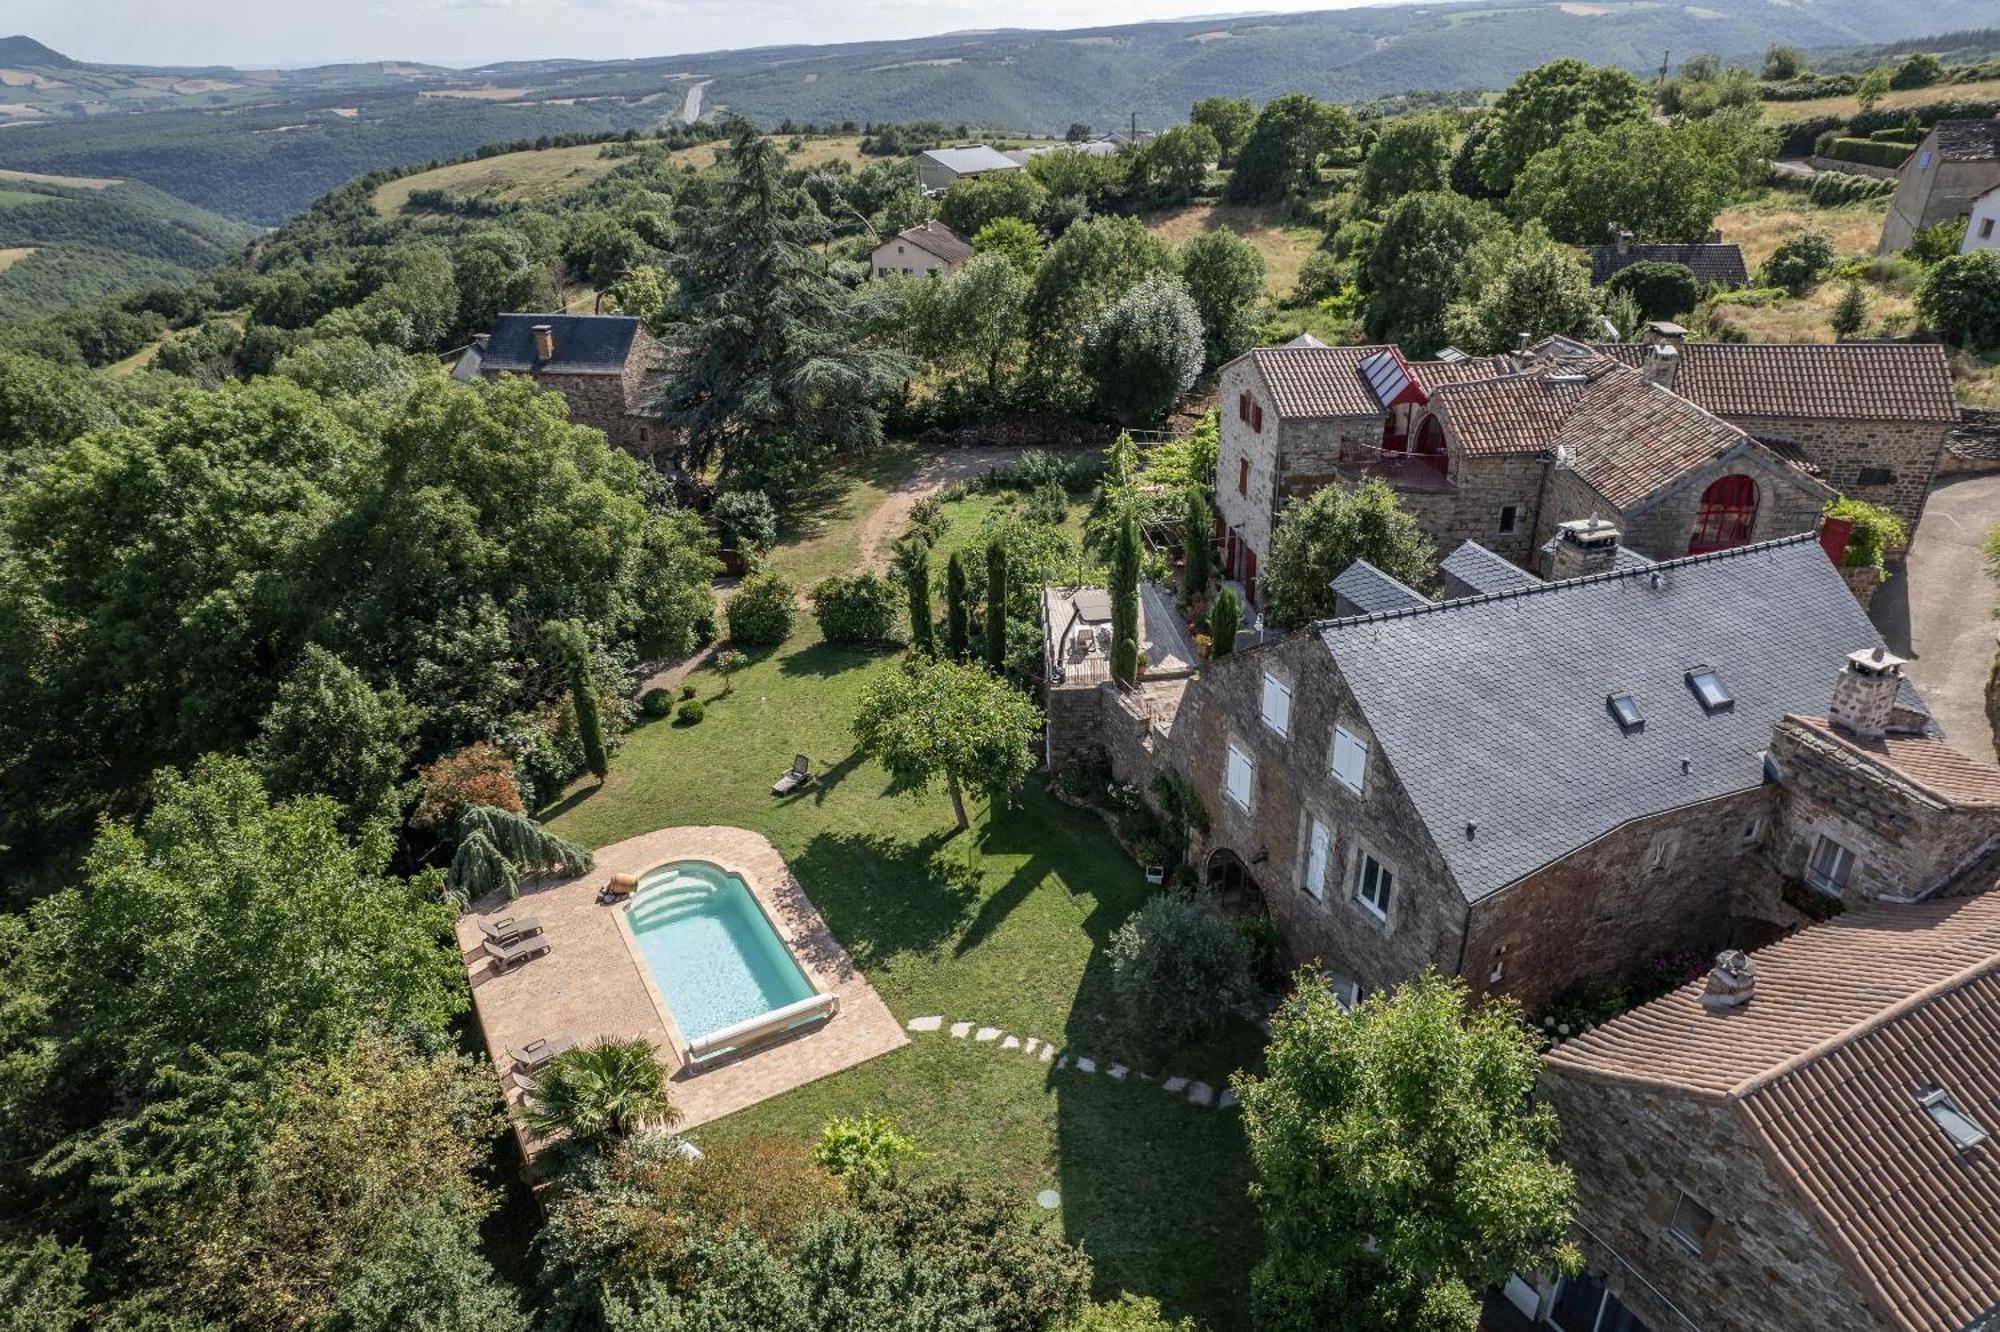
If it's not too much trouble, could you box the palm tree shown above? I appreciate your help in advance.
[520,1038,677,1146]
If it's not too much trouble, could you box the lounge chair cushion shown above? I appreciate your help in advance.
[484,935,552,967]
[480,916,542,944]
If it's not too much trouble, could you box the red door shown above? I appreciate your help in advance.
[1244,549,1258,605]
[1689,475,1757,554]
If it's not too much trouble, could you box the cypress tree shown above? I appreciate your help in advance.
[946,550,971,660]
[1113,636,1139,688]
[1182,487,1212,605]
[985,539,1008,672]
[1209,588,1240,658]
[1111,514,1141,660]
[547,620,609,781]
[904,546,935,655]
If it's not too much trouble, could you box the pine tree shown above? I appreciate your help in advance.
[1182,487,1212,606]
[984,539,1009,672]
[945,550,971,660]
[1111,514,1141,665]
[1209,588,1241,658]
[904,545,935,655]
[1831,279,1871,341]
[546,619,608,781]
[652,119,909,474]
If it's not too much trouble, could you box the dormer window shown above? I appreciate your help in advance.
[1918,1087,1989,1150]
[1686,667,1732,713]
[1607,693,1643,733]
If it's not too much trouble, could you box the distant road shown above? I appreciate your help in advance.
[680,79,713,124]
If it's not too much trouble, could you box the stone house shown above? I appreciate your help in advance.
[453,313,671,458]
[1533,891,2000,1332]
[1093,531,1927,1014]
[1595,324,1959,544]
[911,144,1024,194]
[869,219,973,278]
[1586,232,1748,289]
[1879,118,2000,253]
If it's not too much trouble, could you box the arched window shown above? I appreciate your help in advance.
[1689,475,1757,554]
[1414,415,1445,455]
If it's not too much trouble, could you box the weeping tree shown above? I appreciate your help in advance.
[903,543,935,655]
[984,539,1009,672]
[447,806,594,905]
[1182,487,1212,607]
[545,619,609,781]
[945,550,971,661]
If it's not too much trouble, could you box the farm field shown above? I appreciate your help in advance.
[1761,75,2000,124]
[1143,201,1322,299]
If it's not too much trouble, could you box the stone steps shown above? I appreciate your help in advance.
[903,1015,1241,1111]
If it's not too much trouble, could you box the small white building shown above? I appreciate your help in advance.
[1961,181,2000,253]
[912,144,1025,195]
[870,220,974,279]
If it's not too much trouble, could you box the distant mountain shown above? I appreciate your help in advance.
[0,36,75,69]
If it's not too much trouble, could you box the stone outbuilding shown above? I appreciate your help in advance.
[1534,892,2000,1332]
[1880,118,2000,253]
[453,313,671,458]
[1586,232,1748,289]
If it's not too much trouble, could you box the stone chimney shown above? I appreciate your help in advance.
[1614,227,1632,256]
[532,323,555,361]
[1643,341,1680,391]
[1700,950,1756,1010]
[1545,516,1621,580]
[1642,320,1688,349]
[1829,645,1908,740]
[1708,227,1723,244]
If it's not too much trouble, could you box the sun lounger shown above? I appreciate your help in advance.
[479,915,543,946]
[507,1035,576,1072]
[771,754,811,796]
[484,934,553,968]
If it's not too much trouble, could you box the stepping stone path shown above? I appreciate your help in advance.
[902,1017,1243,1111]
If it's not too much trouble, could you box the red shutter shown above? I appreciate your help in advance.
[1237,392,1249,422]
[1214,513,1226,545]
[1245,550,1257,605]
[1237,457,1249,495]
[1252,404,1264,432]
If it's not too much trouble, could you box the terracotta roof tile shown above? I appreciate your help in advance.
[1786,716,2000,807]
[1429,371,1590,457]
[1553,364,1781,509]
[1247,344,1394,418]
[895,219,973,264]
[1595,342,1959,423]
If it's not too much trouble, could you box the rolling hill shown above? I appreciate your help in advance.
[0,0,1989,226]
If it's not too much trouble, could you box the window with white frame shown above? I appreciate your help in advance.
[1304,818,1330,900]
[1225,742,1254,812]
[1806,834,1856,895]
[1355,851,1392,919]
[1261,673,1292,737]
[1331,724,1368,795]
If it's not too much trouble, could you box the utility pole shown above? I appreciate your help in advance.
[1658,49,1671,85]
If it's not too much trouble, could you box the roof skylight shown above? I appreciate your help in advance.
[1687,667,1732,713]
[1918,1087,1989,1150]
[1607,693,1643,733]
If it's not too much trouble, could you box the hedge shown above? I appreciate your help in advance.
[1808,172,1896,206]
[1847,97,2000,139]
[1772,114,1846,158]
[1868,126,1925,145]
[1825,137,1915,170]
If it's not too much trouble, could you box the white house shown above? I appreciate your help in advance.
[1961,181,2000,252]
[870,220,974,279]
[912,144,1024,195]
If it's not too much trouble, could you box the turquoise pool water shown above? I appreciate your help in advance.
[625,860,816,1043]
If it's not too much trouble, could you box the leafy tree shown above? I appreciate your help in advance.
[1130,123,1219,204]
[902,543,935,654]
[1182,487,1212,605]
[326,1195,532,1332]
[1025,215,1176,396]
[946,550,972,660]
[1208,587,1240,657]
[446,804,593,903]
[713,648,748,696]
[1447,118,1502,201]
[939,172,1050,237]
[1443,231,1600,354]
[545,619,609,782]
[1236,971,1578,1332]
[655,121,907,475]
[813,1113,919,1180]
[811,572,901,644]
[521,1038,676,1148]
[1474,59,1649,195]
[1359,114,1455,207]
[852,655,1043,829]
[412,741,523,829]
[1856,65,1893,113]
[1106,895,1256,1043]
[985,539,1009,671]
[1762,45,1807,80]
[33,756,461,1082]
[1509,119,1756,244]
[1832,278,1872,340]
[725,570,796,647]
[1191,96,1256,165]
[0,1235,89,1332]
[714,489,780,556]
[1760,230,1836,295]
[252,644,414,827]
[1082,275,1205,422]
[1179,228,1266,370]
[1657,55,1759,120]
[273,335,423,398]
[1226,94,1354,203]
[1604,260,1701,320]
[1261,479,1436,628]
[1907,217,1969,265]
[911,251,1031,393]
[1892,51,1943,90]
[0,351,114,485]
[1918,249,2000,349]
[1364,191,1507,354]
[353,243,460,351]
[606,263,670,329]
[972,216,1043,274]
[449,229,546,342]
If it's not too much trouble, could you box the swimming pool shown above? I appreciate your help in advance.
[624,860,823,1055]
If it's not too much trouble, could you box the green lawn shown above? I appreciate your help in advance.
[760,441,926,590]
[546,569,1263,1327]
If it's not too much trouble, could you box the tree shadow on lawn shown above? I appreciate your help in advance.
[788,826,980,971]
[775,639,895,679]
[958,790,1147,963]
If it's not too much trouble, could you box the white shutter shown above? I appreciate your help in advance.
[1261,673,1292,737]
[1331,725,1368,794]
[1305,820,1329,900]
[1225,743,1254,811]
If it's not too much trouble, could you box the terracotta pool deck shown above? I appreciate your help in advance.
[456,825,907,1154]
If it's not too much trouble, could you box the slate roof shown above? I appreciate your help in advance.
[1587,242,1749,288]
[1546,894,2000,1332]
[473,313,643,376]
[1329,559,1432,615]
[1784,715,2000,807]
[1317,533,1925,903]
[1594,342,1959,423]
[891,219,973,264]
[1439,540,1544,597]
[1933,119,2000,163]
[916,145,1023,175]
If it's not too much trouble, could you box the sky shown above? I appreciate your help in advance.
[15,0,1387,69]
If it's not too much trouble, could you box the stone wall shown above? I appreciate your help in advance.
[1215,358,1281,564]
[1045,681,1107,773]
[487,367,662,457]
[1619,454,1828,562]
[1536,1072,1889,1332]
[1150,632,1469,997]
[1733,414,1950,545]
[1463,790,1771,1014]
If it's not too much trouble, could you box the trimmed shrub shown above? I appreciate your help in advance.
[1106,894,1258,1044]
[1824,137,1914,171]
[812,1113,919,1180]
[1771,113,1845,157]
[724,570,796,646]
[1605,260,1702,320]
[640,687,675,717]
[680,683,696,700]
[675,698,705,725]
[811,571,901,644]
